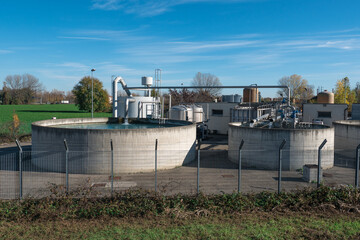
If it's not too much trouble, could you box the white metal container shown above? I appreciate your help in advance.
[192,104,204,123]
[141,76,153,86]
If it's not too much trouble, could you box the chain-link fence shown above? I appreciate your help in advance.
[0,138,359,199]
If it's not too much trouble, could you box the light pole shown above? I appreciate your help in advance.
[91,68,96,118]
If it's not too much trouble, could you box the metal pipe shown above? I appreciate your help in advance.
[317,139,327,188]
[155,139,158,193]
[238,140,244,193]
[169,94,172,119]
[278,139,287,194]
[126,85,288,90]
[110,139,114,195]
[356,144,360,188]
[124,98,135,123]
[15,139,22,200]
[63,139,69,193]
[197,139,201,195]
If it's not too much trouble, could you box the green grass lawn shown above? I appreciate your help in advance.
[0,104,112,135]
[1,214,359,240]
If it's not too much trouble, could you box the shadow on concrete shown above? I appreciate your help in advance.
[273,177,305,182]
[184,150,238,169]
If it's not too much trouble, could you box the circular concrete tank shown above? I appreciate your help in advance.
[31,118,196,174]
[228,123,334,170]
[333,120,360,166]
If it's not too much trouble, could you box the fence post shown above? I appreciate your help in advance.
[15,139,22,200]
[278,139,287,194]
[355,144,360,188]
[317,139,327,188]
[155,139,158,193]
[238,140,244,193]
[110,139,114,195]
[197,139,201,195]
[63,139,69,193]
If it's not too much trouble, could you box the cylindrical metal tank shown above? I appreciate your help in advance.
[222,95,235,103]
[234,94,242,103]
[118,96,160,118]
[170,105,193,122]
[317,90,334,104]
[141,76,153,86]
[243,88,258,103]
[192,105,204,123]
[228,123,334,170]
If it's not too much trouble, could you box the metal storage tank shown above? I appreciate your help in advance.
[170,105,193,122]
[317,90,334,104]
[243,88,258,103]
[192,105,204,123]
[234,94,242,103]
[222,95,235,103]
[141,76,153,86]
[228,123,334,170]
[118,96,160,119]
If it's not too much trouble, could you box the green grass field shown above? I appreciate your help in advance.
[0,104,112,136]
[1,213,359,240]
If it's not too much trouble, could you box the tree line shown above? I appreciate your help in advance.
[0,74,75,105]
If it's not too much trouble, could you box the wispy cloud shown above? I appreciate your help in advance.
[91,0,261,17]
[58,36,110,41]
[0,49,12,54]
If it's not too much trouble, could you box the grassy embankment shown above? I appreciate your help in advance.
[0,186,360,239]
[0,104,111,142]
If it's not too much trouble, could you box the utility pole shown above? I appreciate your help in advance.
[91,68,96,118]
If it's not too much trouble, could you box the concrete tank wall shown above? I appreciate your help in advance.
[228,123,334,170]
[334,120,360,161]
[31,118,196,174]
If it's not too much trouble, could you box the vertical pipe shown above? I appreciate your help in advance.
[169,94,172,119]
[197,139,201,195]
[16,139,22,200]
[91,73,94,118]
[238,140,244,193]
[155,139,158,193]
[317,139,327,188]
[356,144,360,188]
[110,139,114,195]
[63,139,69,193]
[278,139,287,194]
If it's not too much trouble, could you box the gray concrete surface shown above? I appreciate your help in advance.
[228,123,334,170]
[31,118,196,174]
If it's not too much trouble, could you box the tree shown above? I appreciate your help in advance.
[334,77,356,110]
[277,74,314,102]
[2,74,42,104]
[191,72,222,97]
[72,76,110,112]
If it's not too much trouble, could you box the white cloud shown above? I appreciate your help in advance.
[91,0,262,17]
[58,36,110,41]
[0,49,12,54]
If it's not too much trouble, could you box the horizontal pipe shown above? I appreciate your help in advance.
[125,85,288,90]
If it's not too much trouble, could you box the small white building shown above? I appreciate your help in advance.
[302,103,348,126]
[196,102,240,134]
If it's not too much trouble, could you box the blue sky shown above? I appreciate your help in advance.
[1,0,360,97]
